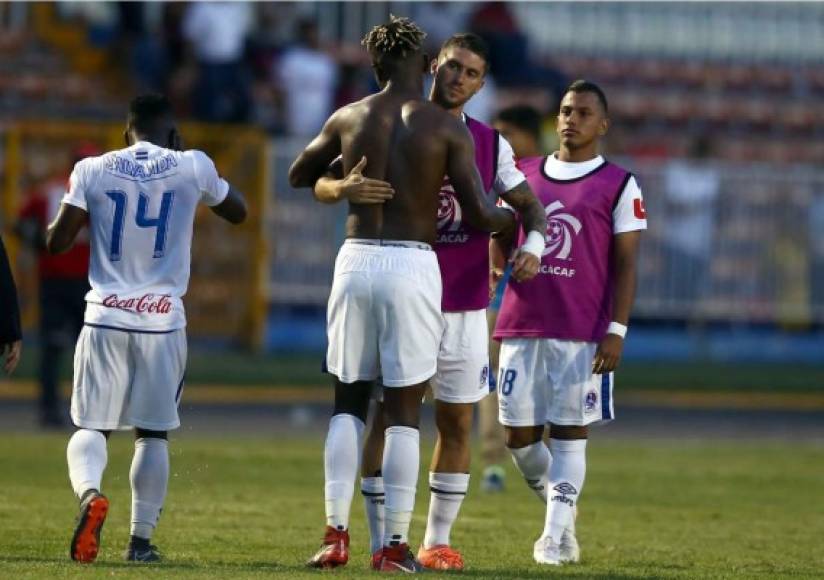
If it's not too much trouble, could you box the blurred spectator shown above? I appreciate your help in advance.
[468,2,530,87]
[182,1,253,122]
[661,136,720,311]
[412,2,471,56]
[809,189,824,317]
[492,105,543,159]
[14,145,96,427]
[275,19,337,136]
[0,235,22,376]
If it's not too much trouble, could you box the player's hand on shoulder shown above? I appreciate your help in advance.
[510,249,540,282]
[340,156,394,205]
[592,334,624,375]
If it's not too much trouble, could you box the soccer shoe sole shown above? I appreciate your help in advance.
[70,495,109,563]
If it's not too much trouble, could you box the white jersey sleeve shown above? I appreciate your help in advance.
[62,159,96,211]
[612,175,647,234]
[191,150,230,207]
[493,135,527,195]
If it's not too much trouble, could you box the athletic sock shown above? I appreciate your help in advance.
[67,429,108,499]
[423,472,469,548]
[361,476,385,554]
[509,440,552,502]
[324,414,365,531]
[542,438,587,543]
[382,426,419,547]
[129,437,169,540]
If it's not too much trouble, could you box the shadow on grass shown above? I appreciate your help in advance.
[1,556,681,579]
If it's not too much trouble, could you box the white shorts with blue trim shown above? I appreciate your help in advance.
[71,325,187,431]
[497,338,614,427]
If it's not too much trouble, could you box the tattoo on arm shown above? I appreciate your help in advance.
[500,180,545,234]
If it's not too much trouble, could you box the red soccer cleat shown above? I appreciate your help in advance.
[306,526,350,569]
[371,543,423,573]
[416,544,465,571]
[70,491,109,563]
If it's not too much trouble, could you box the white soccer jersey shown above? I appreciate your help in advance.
[61,141,229,331]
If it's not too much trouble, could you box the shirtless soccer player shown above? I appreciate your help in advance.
[288,17,516,573]
[492,80,647,565]
[47,94,247,563]
[313,34,546,571]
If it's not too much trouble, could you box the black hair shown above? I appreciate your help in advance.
[564,80,608,114]
[439,33,490,74]
[127,94,174,133]
[362,15,426,82]
[495,105,542,141]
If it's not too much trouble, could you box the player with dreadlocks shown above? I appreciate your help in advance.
[290,16,516,573]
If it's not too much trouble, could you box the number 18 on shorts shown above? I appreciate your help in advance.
[496,338,614,427]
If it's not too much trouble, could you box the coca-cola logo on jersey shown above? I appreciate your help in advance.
[102,294,172,314]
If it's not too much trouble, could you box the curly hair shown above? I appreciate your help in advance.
[362,14,426,61]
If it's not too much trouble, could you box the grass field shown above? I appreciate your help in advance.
[1,433,822,579]
[11,347,824,392]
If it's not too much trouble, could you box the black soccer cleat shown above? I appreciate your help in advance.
[124,535,161,562]
[70,489,109,563]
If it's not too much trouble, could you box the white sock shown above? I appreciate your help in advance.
[382,426,419,547]
[67,429,108,498]
[361,476,385,554]
[543,438,586,543]
[509,441,551,502]
[324,414,364,530]
[423,472,469,549]
[130,437,169,540]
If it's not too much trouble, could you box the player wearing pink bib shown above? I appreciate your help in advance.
[492,81,647,566]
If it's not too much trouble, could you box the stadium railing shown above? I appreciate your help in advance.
[266,139,824,327]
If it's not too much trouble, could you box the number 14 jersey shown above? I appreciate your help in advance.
[62,141,229,331]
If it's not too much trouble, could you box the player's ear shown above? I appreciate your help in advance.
[599,117,610,137]
[429,57,438,75]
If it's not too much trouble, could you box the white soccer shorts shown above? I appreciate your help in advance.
[326,240,444,388]
[431,310,491,404]
[497,338,614,427]
[71,325,187,431]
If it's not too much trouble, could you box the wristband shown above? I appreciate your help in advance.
[520,230,546,258]
[607,321,627,338]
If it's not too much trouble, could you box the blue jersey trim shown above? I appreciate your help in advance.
[84,322,178,335]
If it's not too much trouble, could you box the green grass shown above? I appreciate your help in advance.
[11,346,824,392]
[1,434,823,579]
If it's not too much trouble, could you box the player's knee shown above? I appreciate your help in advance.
[94,429,112,440]
[505,426,544,449]
[549,424,588,440]
[435,403,473,442]
[333,380,372,422]
[135,428,167,440]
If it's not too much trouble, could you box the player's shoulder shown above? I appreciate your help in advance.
[71,151,111,181]
[600,157,635,179]
[516,155,546,175]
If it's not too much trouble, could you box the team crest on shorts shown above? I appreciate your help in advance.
[584,390,598,413]
[479,365,489,389]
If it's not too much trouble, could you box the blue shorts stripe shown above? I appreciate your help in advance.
[601,373,612,420]
[175,375,185,404]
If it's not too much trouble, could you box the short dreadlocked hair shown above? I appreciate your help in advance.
[362,15,426,82]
